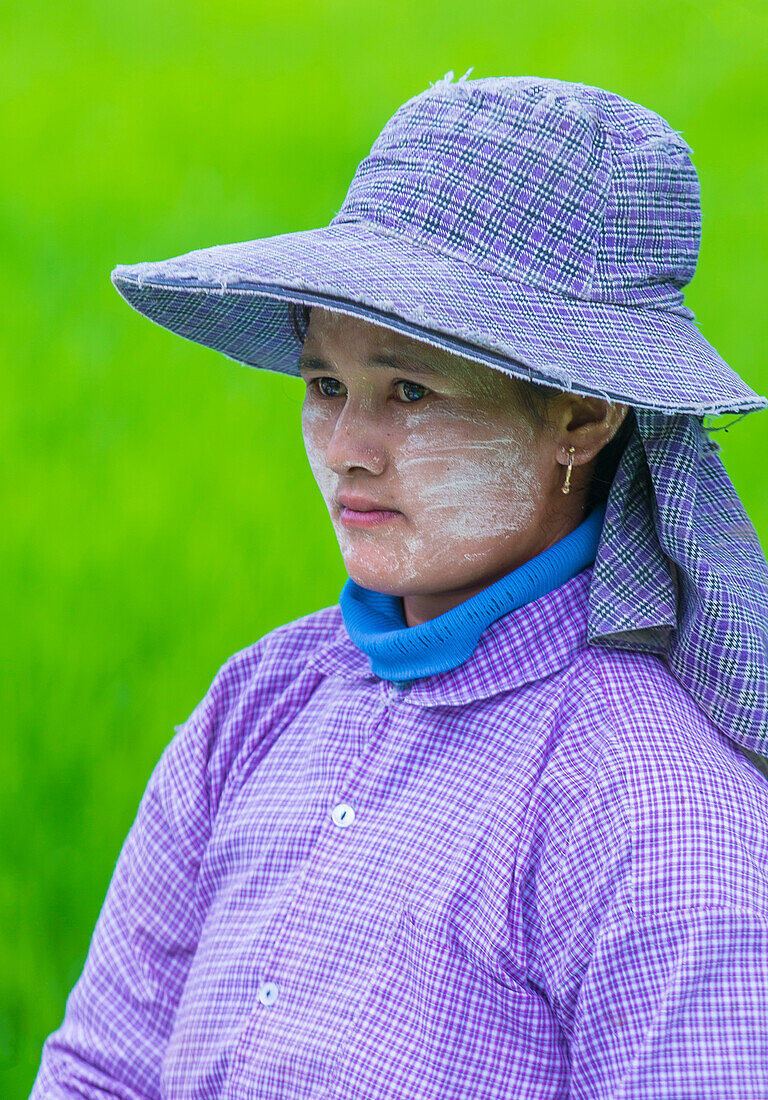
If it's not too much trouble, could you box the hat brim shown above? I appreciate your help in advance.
[111,220,766,416]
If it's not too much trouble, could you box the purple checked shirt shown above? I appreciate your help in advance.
[31,564,768,1098]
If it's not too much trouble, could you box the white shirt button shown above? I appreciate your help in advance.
[257,981,279,1006]
[332,802,355,827]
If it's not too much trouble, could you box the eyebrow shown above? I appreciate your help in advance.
[297,351,447,379]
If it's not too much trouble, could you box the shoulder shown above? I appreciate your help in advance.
[142,604,345,863]
[579,642,763,793]
[217,602,344,698]
[558,643,768,915]
[165,604,345,812]
[184,603,344,728]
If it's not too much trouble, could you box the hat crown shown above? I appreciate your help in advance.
[331,73,700,318]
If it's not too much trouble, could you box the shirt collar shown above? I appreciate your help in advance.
[305,512,604,708]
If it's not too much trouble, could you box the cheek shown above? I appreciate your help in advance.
[301,404,334,495]
[397,421,541,521]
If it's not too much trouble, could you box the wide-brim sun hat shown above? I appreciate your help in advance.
[111,69,765,418]
[110,70,768,760]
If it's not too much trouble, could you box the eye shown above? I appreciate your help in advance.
[313,377,344,398]
[394,380,429,403]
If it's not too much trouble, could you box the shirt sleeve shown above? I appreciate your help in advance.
[29,704,217,1100]
[568,903,768,1099]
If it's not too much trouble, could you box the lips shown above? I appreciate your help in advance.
[337,493,399,513]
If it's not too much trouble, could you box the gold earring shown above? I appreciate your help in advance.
[561,447,575,495]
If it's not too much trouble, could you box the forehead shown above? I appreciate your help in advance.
[303,307,443,359]
[300,307,512,392]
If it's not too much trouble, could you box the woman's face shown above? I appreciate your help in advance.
[299,307,610,626]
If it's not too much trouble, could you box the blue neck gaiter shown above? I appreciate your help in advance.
[339,502,606,685]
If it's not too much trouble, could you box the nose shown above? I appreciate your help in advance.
[325,399,388,476]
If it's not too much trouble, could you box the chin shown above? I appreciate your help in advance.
[340,554,411,596]
[345,566,402,595]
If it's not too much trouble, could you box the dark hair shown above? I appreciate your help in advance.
[288,301,635,513]
[289,301,312,345]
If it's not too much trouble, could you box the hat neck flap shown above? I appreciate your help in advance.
[590,409,768,757]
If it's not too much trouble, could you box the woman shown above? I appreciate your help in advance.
[32,72,768,1098]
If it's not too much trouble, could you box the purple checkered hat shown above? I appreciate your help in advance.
[111,71,768,758]
[111,69,764,416]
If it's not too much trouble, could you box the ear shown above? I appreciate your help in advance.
[551,394,629,467]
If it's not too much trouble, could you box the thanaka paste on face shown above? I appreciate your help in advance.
[300,309,570,621]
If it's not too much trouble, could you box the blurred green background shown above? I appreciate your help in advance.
[3,0,767,1094]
